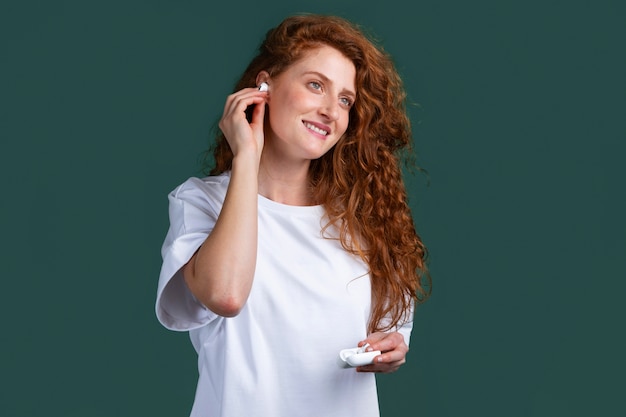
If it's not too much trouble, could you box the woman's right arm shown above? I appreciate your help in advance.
[182,88,267,317]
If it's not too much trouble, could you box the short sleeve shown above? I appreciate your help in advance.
[380,300,415,346]
[155,176,228,331]
[396,309,414,347]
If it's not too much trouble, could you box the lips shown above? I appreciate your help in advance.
[303,121,330,136]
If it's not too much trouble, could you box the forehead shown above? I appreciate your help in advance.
[285,45,356,90]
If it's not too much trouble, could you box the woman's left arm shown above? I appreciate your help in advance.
[355,332,409,373]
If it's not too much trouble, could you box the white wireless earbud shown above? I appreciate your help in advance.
[258,82,269,92]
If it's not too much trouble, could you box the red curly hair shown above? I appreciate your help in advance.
[209,14,430,334]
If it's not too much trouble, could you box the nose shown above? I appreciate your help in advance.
[319,96,340,121]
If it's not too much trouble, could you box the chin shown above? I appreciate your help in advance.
[303,147,333,161]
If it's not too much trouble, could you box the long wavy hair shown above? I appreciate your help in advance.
[209,14,430,334]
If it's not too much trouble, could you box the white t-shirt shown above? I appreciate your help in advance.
[156,173,412,417]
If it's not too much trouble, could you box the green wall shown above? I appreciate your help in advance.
[2,1,624,416]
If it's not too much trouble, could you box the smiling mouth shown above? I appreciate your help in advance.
[304,122,329,136]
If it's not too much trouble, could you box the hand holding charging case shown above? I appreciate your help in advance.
[338,345,381,368]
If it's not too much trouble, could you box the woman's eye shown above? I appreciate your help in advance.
[309,81,322,90]
[340,97,353,107]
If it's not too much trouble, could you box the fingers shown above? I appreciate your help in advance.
[356,331,409,373]
[221,87,267,122]
[360,331,407,355]
[356,357,405,374]
[249,90,266,127]
[218,87,268,157]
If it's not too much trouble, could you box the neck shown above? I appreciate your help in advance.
[258,154,314,206]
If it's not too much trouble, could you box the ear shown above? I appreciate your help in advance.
[256,71,270,88]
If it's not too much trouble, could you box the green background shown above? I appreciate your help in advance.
[2,0,625,416]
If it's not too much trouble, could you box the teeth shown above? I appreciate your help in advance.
[304,122,328,136]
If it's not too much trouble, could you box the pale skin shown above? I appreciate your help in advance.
[183,45,408,373]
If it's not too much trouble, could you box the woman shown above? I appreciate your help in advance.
[156,14,430,417]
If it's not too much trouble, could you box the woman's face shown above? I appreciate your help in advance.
[262,45,356,161]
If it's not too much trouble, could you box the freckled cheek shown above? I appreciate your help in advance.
[337,114,350,136]
[267,92,298,124]
[287,90,317,112]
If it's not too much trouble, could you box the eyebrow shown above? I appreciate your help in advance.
[303,71,356,99]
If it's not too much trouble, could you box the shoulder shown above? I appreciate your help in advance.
[164,173,231,230]
[169,172,231,206]
[172,172,230,198]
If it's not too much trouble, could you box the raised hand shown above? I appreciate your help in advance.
[218,87,268,162]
